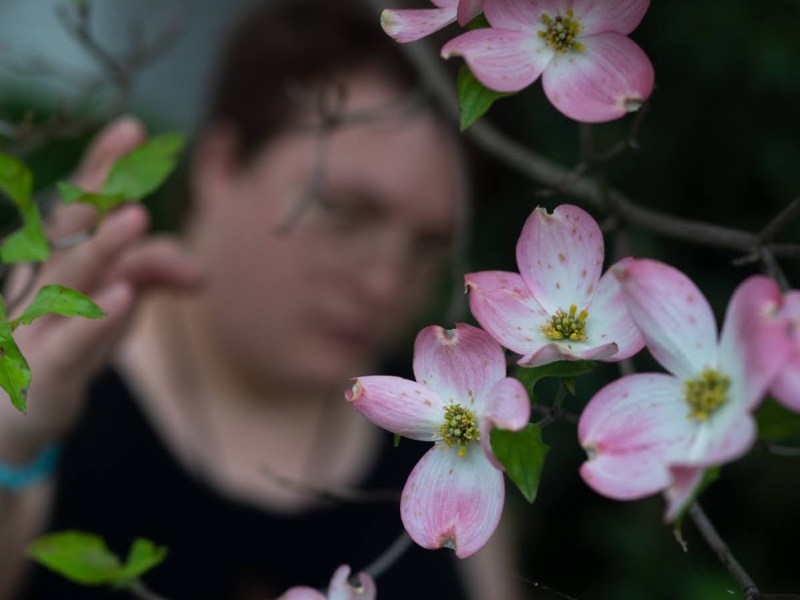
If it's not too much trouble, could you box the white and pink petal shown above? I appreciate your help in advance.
[573,0,650,36]
[347,376,444,441]
[518,339,618,367]
[327,565,377,600]
[401,444,504,558]
[579,373,695,500]
[466,270,549,356]
[381,6,457,43]
[771,290,800,411]
[718,276,794,411]
[442,28,553,93]
[614,258,718,381]
[584,268,645,360]
[278,587,326,600]
[484,0,565,30]
[542,32,654,123]
[516,204,604,314]
[457,0,483,25]
[662,465,705,523]
[412,323,505,411]
[479,377,530,467]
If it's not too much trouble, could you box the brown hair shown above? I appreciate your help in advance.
[204,0,421,164]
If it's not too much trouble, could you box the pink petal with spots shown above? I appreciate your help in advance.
[573,0,650,36]
[585,268,645,360]
[614,258,718,381]
[518,340,618,367]
[772,290,800,411]
[718,276,793,411]
[484,0,564,30]
[401,444,504,558]
[466,271,549,356]
[328,566,377,600]
[516,204,605,314]
[662,466,704,523]
[413,323,506,412]
[346,376,443,441]
[381,7,457,43]
[542,32,654,123]
[479,377,530,468]
[457,0,483,25]
[579,373,695,500]
[441,28,554,93]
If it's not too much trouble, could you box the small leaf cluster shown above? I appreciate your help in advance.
[27,531,167,589]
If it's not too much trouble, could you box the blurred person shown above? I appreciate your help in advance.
[0,1,523,599]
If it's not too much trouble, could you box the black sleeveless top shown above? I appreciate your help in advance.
[19,370,467,599]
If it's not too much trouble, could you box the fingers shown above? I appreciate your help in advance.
[73,116,147,192]
[47,116,147,240]
[104,236,204,291]
[38,281,136,381]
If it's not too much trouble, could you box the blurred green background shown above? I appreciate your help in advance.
[2,1,799,599]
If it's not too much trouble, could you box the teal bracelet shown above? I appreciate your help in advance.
[0,444,61,493]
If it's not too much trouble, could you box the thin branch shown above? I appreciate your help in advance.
[358,0,769,255]
[758,441,800,457]
[361,531,414,581]
[758,197,800,244]
[689,502,760,599]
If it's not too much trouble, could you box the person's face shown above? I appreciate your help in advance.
[190,73,462,392]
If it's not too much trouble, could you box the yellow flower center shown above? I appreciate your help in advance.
[541,304,589,341]
[440,404,480,458]
[685,368,730,421]
[538,9,584,53]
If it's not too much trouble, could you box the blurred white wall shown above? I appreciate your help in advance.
[0,0,255,128]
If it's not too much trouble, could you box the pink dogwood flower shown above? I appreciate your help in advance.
[441,0,655,122]
[278,565,376,600]
[771,290,800,411]
[579,263,795,521]
[466,204,644,368]
[346,323,529,557]
[381,0,482,43]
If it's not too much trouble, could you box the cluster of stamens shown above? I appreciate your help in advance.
[684,368,730,421]
[538,10,584,53]
[541,304,589,341]
[440,404,480,458]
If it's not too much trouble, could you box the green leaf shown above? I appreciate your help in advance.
[755,398,800,442]
[0,152,33,208]
[490,423,549,503]
[27,531,122,586]
[514,360,596,396]
[393,433,402,448]
[0,298,31,413]
[55,134,184,216]
[10,285,105,329]
[466,13,490,30]
[102,133,185,201]
[457,66,512,131]
[58,180,127,217]
[57,181,88,204]
[0,154,49,263]
[115,539,168,584]
[0,202,50,263]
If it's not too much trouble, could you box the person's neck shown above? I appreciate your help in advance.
[115,292,382,512]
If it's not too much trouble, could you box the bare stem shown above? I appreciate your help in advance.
[361,530,414,581]
[689,502,759,599]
